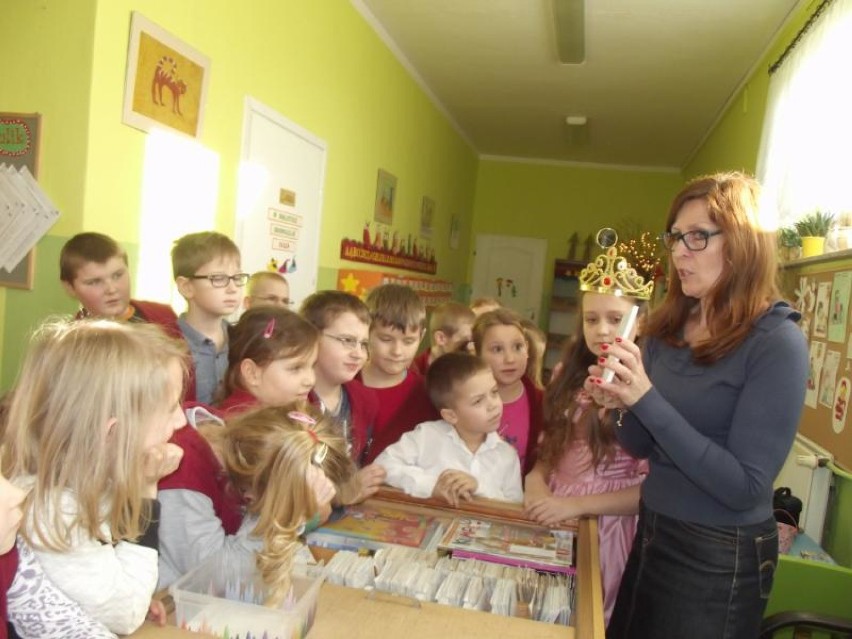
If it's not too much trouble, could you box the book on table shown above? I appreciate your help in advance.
[438,516,575,574]
[305,503,444,552]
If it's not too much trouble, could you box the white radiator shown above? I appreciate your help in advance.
[774,433,834,542]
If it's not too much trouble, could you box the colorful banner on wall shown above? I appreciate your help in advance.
[340,232,437,275]
[337,268,454,308]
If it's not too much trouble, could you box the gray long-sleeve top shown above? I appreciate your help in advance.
[618,301,808,526]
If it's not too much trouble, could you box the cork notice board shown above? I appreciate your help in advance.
[783,258,852,468]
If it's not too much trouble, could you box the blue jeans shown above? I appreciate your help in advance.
[607,503,778,639]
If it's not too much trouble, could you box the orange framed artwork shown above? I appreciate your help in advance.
[122,12,210,138]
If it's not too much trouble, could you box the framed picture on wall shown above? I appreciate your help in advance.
[420,196,435,239]
[122,12,211,139]
[374,169,396,225]
[0,112,41,290]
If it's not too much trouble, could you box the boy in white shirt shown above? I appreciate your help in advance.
[375,352,523,505]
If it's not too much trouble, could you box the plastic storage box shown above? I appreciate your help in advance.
[169,550,325,639]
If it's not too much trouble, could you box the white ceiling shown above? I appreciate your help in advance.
[353,0,803,170]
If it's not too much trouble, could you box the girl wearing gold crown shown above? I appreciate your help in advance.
[524,230,651,625]
[588,173,808,639]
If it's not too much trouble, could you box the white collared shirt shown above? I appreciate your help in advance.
[375,420,523,503]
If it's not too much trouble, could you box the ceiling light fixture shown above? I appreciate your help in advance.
[564,115,589,145]
[552,0,585,64]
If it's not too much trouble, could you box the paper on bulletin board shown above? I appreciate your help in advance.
[828,271,852,342]
[805,340,825,409]
[819,349,840,408]
[833,377,850,434]
[814,281,831,339]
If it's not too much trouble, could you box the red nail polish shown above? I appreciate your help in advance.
[615,337,622,343]
[595,378,602,385]
[598,356,606,364]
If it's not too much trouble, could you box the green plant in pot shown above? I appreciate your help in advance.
[778,226,802,261]
[795,211,835,257]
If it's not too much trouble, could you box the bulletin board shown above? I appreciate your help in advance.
[783,253,852,469]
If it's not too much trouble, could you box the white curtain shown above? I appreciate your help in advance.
[756,0,852,229]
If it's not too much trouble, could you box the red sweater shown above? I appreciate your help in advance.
[410,349,432,376]
[358,369,439,465]
[0,546,16,639]
[216,388,260,417]
[309,380,380,467]
[159,425,243,535]
[75,299,180,338]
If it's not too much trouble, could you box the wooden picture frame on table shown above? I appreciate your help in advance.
[122,12,211,139]
[0,112,41,290]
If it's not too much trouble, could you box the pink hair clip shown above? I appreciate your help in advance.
[262,318,276,339]
[288,411,327,464]
[288,411,317,426]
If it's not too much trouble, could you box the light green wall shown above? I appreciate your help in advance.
[83,1,477,272]
[470,159,683,320]
[1,0,97,388]
[683,2,818,178]
[1,0,478,390]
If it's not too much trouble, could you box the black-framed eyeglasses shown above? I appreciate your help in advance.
[323,333,370,352]
[250,294,293,307]
[189,272,250,288]
[658,229,722,252]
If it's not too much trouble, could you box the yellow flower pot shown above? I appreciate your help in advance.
[801,236,825,258]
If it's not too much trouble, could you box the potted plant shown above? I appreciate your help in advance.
[778,227,802,262]
[795,211,835,258]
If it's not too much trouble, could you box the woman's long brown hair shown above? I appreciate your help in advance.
[645,172,780,364]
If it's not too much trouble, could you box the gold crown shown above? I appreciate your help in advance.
[579,229,654,300]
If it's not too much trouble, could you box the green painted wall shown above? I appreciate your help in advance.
[1,0,97,389]
[470,159,683,320]
[683,2,819,178]
[1,0,478,390]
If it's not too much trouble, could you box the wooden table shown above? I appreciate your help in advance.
[127,490,604,639]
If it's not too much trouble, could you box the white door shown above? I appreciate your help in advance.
[236,98,326,308]
[471,234,547,321]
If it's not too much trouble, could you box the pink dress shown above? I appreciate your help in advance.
[548,413,647,624]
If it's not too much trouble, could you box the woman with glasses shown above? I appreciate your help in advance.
[588,173,808,639]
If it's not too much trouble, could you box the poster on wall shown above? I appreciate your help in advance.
[235,98,325,309]
[0,113,44,289]
[814,281,831,339]
[337,268,454,308]
[420,196,435,239]
[805,340,825,409]
[828,271,852,342]
[122,12,211,139]
[374,169,396,224]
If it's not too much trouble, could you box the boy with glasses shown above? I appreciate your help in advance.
[172,231,246,403]
[60,232,181,336]
[300,291,386,502]
[243,271,292,310]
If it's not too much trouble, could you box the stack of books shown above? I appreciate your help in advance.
[306,504,575,574]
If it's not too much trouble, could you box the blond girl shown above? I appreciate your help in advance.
[158,405,356,601]
[2,319,187,635]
